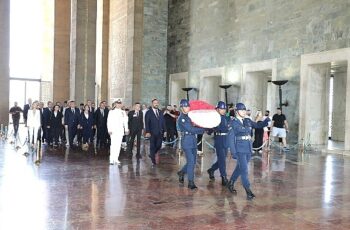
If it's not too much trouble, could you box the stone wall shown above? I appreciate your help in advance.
[167,0,350,141]
[141,0,168,106]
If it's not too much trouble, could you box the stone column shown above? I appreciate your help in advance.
[101,0,110,102]
[53,0,71,103]
[0,0,10,125]
[70,0,97,104]
[108,0,144,106]
[345,64,350,150]
[331,73,346,141]
[141,0,168,104]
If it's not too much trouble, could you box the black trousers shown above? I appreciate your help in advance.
[166,128,176,146]
[52,127,61,145]
[68,126,77,146]
[128,130,142,155]
[96,126,108,147]
[42,126,47,142]
[13,119,19,136]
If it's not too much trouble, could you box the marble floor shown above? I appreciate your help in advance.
[0,135,350,230]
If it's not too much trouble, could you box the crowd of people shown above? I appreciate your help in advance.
[8,97,291,199]
[8,98,181,164]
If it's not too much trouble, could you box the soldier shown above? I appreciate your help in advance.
[207,101,229,186]
[227,102,270,200]
[176,99,205,190]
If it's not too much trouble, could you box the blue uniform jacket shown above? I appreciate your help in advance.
[177,113,204,149]
[213,115,230,149]
[228,117,270,156]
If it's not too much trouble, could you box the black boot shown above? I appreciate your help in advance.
[207,168,215,181]
[188,180,198,190]
[227,180,237,194]
[177,171,184,184]
[245,187,256,200]
[221,176,228,186]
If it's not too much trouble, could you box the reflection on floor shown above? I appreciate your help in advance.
[1,137,350,229]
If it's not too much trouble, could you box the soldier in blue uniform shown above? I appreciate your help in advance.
[227,102,270,200]
[207,101,229,186]
[177,99,205,190]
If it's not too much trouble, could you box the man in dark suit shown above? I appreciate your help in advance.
[94,101,109,148]
[23,98,32,127]
[64,100,80,147]
[145,99,166,166]
[42,101,53,144]
[127,102,143,159]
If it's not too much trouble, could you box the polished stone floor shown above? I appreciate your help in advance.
[0,134,350,229]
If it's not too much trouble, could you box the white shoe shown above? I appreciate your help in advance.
[116,160,121,165]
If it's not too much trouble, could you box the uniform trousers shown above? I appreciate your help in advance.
[210,146,227,177]
[230,151,251,188]
[110,132,124,163]
[180,148,197,181]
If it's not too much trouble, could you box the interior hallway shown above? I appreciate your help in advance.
[0,137,350,229]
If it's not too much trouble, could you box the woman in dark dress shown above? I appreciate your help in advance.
[253,110,264,153]
[48,105,63,147]
[79,105,94,150]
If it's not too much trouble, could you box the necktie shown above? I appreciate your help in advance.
[136,111,139,117]
[101,109,104,117]
[155,109,159,118]
[72,108,74,114]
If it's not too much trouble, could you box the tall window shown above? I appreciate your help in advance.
[10,0,44,79]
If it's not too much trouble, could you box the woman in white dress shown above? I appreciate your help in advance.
[27,101,41,146]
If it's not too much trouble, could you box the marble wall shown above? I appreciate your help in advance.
[167,0,350,142]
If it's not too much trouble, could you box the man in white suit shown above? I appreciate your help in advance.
[107,99,129,165]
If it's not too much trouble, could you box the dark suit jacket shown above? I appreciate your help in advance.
[94,108,109,128]
[23,104,30,119]
[42,108,52,126]
[145,108,166,136]
[48,111,63,129]
[64,107,80,127]
[128,110,143,133]
[79,112,94,130]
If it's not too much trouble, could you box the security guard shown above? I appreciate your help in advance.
[177,99,205,190]
[207,101,229,186]
[227,102,270,200]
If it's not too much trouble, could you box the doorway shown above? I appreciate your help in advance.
[241,59,277,116]
[169,72,188,105]
[299,48,350,150]
[9,79,41,123]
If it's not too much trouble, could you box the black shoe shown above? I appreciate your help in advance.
[188,180,198,190]
[136,154,142,159]
[227,180,237,194]
[207,168,215,181]
[221,176,228,186]
[177,171,184,183]
[245,187,256,200]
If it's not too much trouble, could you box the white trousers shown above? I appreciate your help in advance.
[110,132,124,163]
[29,127,40,145]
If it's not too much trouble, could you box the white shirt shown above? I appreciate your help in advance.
[153,108,159,117]
[107,108,129,134]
